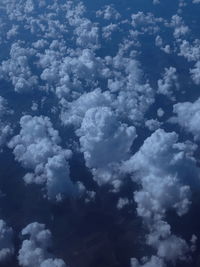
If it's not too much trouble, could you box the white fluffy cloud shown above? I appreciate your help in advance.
[131,12,164,34]
[8,115,79,200]
[155,35,171,54]
[131,256,165,267]
[169,15,189,39]
[123,129,197,217]
[0,42,38,93]
[0,96,13,148]
[157,67,179,99]
[107,56,155,123]
[96,5,121,20]
[123,129,198,264]
[18,222,66,267]
[0,220,14,262]
[190,61,200,85]
[38,48,109,99]
[0,0,200,266]
[178,39,200,85]
[60,88,113,127]
[77,106,136,185]
[179,39,200,62]
[146,220,189,263]
[60,53,155,129]
[145,119,161,131]
[172,97,200,140]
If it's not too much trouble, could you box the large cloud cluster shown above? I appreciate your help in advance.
[18,222,66,267]
[0,0,200,266]
[123,129,198,265]
[38,48,109,99]
[60,88,113,127]
[77,106,137,186]
[8,115,79,201]
[0,42,38,93]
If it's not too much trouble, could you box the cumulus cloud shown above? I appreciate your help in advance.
[0,124,12,149]
[18,222,66,267]
[169,15,189,39]
[0,0,200,266]
[146,220,190,263]
[172,97,200,140]
[0,96,13,149]
[0,42,38,93]
[8,115,79,200]
[190,61,200,85]
[60,52,155,128]
[107,55,155,123]
[96,5,121,20]
[178,39,200,62]
[157,67,179,99]
[77,106,136,186]
[122,129,198,264]
[145,119,161,131]
[0,97,9,115]
[38,48,109,99]
[131,12,164,34]
[0,220,14,262]
[155,35,171,54]
[60,88,113,127]
[123,129,197,217]
[102,23,119,40]
[131,256,165,267]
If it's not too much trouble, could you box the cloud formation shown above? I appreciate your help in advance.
[8,115,79,200]
[0,220,14,262]
[18,222,66,267]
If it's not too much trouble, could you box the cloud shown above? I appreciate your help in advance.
[131,12,164,34]
[40,259,67,267]
[107,55,155,123]
[0,124,12,148]
[169,15,189,39]
[172,97,200,140]
[123,129,197,217]
[131,256,165,267]
[122,129,198,264]
[0,220,14,262]
[157,67,179,99]
[155,36,171,54]
[179,39,200,62]
[0,42,38,93]
[146,220,189,263]
[193,0,200,3]
[102,23,119,40]
[0,96,13,148]
[60,88,112,127]
[96,5,121,20]
[38,48,109,99]
[145,119,162,131]
[18,222,66,267]
[190,61,200,85]
[8,115,79,201]
[0,0,200,266]
[77,106,136,186]
[60,52,155,129]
